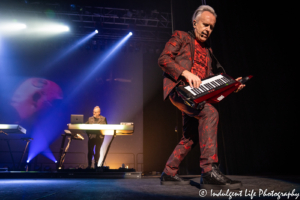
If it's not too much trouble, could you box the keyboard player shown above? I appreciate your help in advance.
[85,106,107,169]
[158,5,245,188]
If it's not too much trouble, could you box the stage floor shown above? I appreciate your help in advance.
[0,175,299,200]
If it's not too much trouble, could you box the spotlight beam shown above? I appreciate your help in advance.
[27,108,67,163]
[0,23,27,32]
[41,148,57,163]
[36,25,69,33]
[27,32,131,162]
[41,31,97,74]
[68,32,133,99]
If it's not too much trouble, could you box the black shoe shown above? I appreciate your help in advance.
[160,172,190,185]
[200,164,242,189]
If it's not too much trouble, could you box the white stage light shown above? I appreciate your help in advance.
[0,23,27,31]
[49,25,69,32]
[129,32,132,36]
[95,29,98,33]
[37,25,69,33]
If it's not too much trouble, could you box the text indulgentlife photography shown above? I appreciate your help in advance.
[198,188,300,199]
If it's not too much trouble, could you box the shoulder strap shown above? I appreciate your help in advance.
[208,48,226,74]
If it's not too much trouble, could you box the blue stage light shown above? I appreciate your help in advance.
[26,160,29,163]
[41,148,57,163]
[66,32,133,99]
[28,32,131,163]
[41,31,97,74]
[0,36,2,55]
[28,137,58,163]
[95,30,98,33]
[55,160,57,163]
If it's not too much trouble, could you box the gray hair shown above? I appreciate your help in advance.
[94,106,101,111]
[192,5,217,23]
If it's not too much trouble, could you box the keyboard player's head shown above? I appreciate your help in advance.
[93,106,101,119]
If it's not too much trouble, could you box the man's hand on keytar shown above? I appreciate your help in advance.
[181,70,202,88]
[234,77,246,93]
[181,71,245,92]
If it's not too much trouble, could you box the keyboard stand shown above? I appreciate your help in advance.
[0,137,32,170]
[57,131,72,170]
[100,131,117,167]
[18,138,33,169]
[57,131,84,170]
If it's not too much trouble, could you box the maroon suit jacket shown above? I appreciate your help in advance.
[158,30,225,100]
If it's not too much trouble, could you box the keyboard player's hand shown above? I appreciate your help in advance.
[234,77,246,93]
[181,70,202,88]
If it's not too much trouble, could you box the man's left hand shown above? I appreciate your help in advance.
[234,77,246,93]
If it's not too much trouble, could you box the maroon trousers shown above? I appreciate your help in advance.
[163,90,219,176]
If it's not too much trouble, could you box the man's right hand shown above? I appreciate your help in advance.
[181,70,202,88]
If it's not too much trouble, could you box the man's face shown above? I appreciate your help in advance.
[93,108,100,118]
[193,11,216,43]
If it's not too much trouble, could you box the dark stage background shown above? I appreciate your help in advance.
[0,0,297,175]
